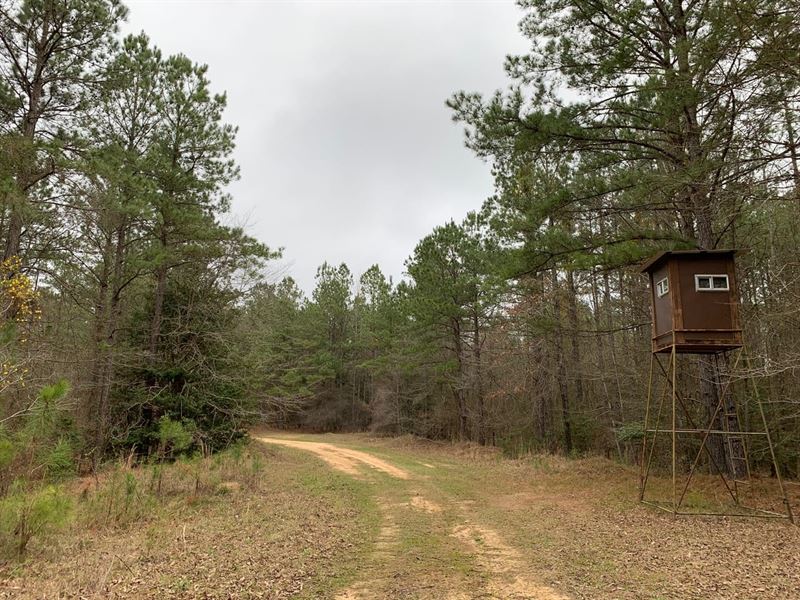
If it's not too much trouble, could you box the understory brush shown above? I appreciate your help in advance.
[79,439,263,528]
[0,435,265,560]
[0,483,72,559]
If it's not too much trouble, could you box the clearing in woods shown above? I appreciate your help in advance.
[3,433,799,599]
[256,437,566,600]
[255,433,800,600]
[257,436,568,599]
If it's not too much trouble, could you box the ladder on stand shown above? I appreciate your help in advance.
[715,352,751,502]
[639,348,795,523]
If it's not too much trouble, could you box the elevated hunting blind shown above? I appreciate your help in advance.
[640,249,742,354]
[637,249,794,522]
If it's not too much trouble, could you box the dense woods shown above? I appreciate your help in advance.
[0,0,276,482]
[1,0,799,522]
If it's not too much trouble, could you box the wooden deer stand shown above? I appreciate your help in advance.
[638,250,794,522]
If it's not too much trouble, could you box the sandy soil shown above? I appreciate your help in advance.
[256,436,410,479]
[452,522,570,600]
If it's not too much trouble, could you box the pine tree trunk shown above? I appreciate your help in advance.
[4,53,46,262]
[472,309,485,445]
[592,269,623,460]
[552,269,573,453]
[149,264,167,357]
[2,211,22,263]
[451,317,468,441]
[566,270,585,422]
[88,221,130,457]
[89,233,113,455]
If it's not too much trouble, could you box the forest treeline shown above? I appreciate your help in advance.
[0,0,277,482]
[1,0,800,494]
[264,0,800,478]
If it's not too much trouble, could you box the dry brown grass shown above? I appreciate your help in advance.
[0,442,376,599]
[350,433,800,600]
[1,432,797,599]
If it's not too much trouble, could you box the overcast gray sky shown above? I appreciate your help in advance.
[124,0,528,293]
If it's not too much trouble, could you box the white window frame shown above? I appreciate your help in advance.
[695,274,729,292]
[656,277,669,297]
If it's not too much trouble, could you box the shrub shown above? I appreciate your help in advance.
[42,438,74,479]
[0,482,72,558]
[615,422,644,444]
[81,468,156,529]
[157,416,195,459]
[0,380,78,491]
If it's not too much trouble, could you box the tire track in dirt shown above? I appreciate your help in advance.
[452,522,570,600]
[255,437,410,479]
[256,436,569,599]
[257,437,408,599]
[410,493,442,513]
[334,499,400,600]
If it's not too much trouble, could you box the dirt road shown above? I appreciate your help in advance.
[256,435,570,600]
[255,438,411,480]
